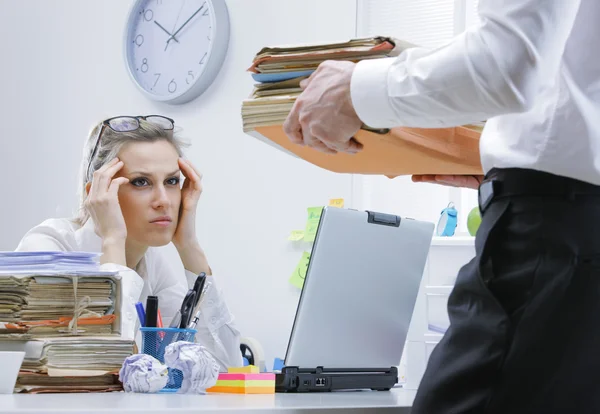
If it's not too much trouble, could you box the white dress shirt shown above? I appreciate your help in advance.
[351,1,600,185]
[15,218,243,371]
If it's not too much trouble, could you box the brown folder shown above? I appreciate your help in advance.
[248,124,483,177]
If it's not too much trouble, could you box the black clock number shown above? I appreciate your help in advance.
[141,58,149,73]
[134,34,144,47]
[168,79,177,93]
[199,52,207,65]
[186,71,195,85]
[143,9,154,21]
[153,73,161,88]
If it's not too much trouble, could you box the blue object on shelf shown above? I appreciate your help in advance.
[139,327,197,393]
[436,202,458,237]
[273,357,285,372]
[251,70,315,83]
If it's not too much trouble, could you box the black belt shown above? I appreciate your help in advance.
[478,168,600,213]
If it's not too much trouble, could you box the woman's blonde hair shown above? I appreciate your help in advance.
[74,118,188,226]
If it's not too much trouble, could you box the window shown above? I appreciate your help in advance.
[355,0,481,235]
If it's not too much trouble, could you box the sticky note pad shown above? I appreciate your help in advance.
[329,198,344,208]
[207,373,275,394]
[289,252,310,289]
[303,206,323,242]
[228,365,259,374]
[288,230,305,241]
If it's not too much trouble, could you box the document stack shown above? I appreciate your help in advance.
[0,252,134,393]
[242,36,405,132]
[242,37,485,177]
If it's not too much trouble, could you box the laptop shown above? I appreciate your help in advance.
[276,207,434,392]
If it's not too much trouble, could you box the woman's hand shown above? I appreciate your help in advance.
[411,175,484,189]
[172,158,211,275]
[84,158,129,265]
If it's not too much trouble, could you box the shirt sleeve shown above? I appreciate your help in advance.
[350,0,582,128]
[184,270,244,371]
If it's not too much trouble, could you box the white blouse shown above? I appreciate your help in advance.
[15,217,243,370]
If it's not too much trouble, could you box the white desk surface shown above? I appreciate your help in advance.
[0,388,415,414]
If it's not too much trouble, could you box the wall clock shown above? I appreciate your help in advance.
[124,0,230,104]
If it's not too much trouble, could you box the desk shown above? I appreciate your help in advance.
[0,388,415,413]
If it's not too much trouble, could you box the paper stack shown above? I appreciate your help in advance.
[0,251,134,393]
[242,36,406,132]
[242,37,485,176]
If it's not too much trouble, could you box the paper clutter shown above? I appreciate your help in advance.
[206,372,275,394]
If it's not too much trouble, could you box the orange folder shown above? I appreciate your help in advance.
[249,124,483,177]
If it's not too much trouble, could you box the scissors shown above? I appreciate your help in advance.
[191,273,207,310]
[178,289,197,329]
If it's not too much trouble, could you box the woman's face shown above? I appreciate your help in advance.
[116,140,181,247]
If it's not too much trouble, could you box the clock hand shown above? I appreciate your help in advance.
[166,3,206,45]
[153,21,179,43]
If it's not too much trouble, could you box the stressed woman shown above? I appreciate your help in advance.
[16,115,242,369]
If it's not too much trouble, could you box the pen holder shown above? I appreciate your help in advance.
[139,327,197,393]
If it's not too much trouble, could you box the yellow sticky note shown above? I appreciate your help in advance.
[288,230,304,241]
[329,198,344,208]
[289,252,310,289]
[303,207,323,242]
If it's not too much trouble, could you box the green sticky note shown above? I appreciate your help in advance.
[289,252,311,289]
[288,230,305,241]
[303,207,323,242]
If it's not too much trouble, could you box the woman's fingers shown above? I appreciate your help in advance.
[178,158,203,191]
[108,177,129,195]
[91,158,124,195]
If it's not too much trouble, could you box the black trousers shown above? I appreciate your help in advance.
[411,168,600,414]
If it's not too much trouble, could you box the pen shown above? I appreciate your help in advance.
[157,309,165,339]
[145,296,158,327]
[185,308,202,341]
[143,296,159,355]
[157,309,163,328]
[135,302,146,327]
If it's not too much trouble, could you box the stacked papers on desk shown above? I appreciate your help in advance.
[0,251,133,393]
[0,252,119,338]
[18,336,134,376]
[15,372,122,394]
[2,336,134,393]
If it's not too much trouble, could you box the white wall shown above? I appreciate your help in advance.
[0,0,358,368]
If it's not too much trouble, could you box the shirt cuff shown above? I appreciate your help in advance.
[184,270,234,332]
[351,57,399,129]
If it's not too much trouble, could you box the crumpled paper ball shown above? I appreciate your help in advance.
[164,341,220,394]
[119,354,169,393]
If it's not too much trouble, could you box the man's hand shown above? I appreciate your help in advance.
[283,60,363,154]
[411,175,484,189]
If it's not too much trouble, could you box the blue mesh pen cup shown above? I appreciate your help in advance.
[139,327,197,392]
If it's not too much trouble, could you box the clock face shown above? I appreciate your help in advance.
[125,0,228,103]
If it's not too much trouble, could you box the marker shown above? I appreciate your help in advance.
[135,302,146,327]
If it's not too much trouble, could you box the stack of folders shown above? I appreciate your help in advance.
[0,252,134,393]
[241,36,410,132]
[241,37,486,176]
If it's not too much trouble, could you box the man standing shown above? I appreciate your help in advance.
[284,1,600,412]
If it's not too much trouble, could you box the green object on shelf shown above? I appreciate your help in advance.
[467,207,482,236]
